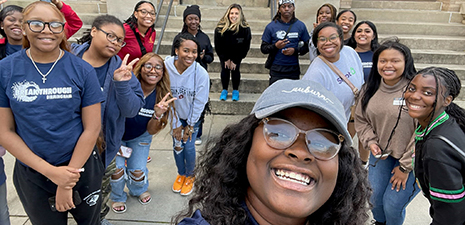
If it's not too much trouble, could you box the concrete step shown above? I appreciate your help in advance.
[209,92,260,114]
[411,49,465,65]
[373,21,465,36]
[209,73,268,93]
[354,8,462,23]
[155,41,465,65]
[351,0,443,11]
[156,16,270,30]
[380,35,465,51]
[160,28,264,45]
[180,0,268,7]
[160,4,271,21]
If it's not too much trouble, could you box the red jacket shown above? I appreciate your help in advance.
[117,23,156,63]
[61,2,83,39]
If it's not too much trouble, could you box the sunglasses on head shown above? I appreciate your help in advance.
[261,117,344,160]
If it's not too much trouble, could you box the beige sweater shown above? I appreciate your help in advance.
[354,77,415,171]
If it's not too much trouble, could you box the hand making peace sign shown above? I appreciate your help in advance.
[153,92,177,118]
[113,54,139,81]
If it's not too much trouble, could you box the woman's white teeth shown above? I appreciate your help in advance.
[410,104,422,109]
[275,169,311,185]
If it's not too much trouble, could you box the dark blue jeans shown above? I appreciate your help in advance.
[369,154,420,225]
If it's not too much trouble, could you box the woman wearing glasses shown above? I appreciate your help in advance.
[110,52,176,213]
[302,22,363,136]
[118,0,156,65]
[0,2,104,224]
[174,79,370,224]
[70,14,145,222]
[0,0,83,60]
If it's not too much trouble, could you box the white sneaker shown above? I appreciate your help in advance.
[195,138,202,145]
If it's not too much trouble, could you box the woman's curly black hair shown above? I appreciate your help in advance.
[173,114,372,225]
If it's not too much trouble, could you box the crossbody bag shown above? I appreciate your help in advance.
[265,22,294,69]
[318,55,360,120]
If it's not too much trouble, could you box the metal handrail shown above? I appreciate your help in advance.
[154,0,174,54]
[269,0,277,20]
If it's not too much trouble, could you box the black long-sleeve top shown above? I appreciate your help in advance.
[214,26,252,64]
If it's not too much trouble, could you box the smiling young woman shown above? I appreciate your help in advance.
[404,67,465,224]
[0,2,104,224]
[165,33,210,197]
[174,79,370,225]
[303,22,364,125]
[214,3,251,101]
[0,0,82,60]
[117,0,157,65]
[354,40,420,225]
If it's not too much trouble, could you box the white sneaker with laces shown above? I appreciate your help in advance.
[195,138,202,145]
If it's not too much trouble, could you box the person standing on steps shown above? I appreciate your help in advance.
[308,3,337,62]
[71,15,145,225]
[261,0,310,85]
[110,53,176,214]
[214,3,251,102]
[166,33,210,197]
[171,5,213,146]
[354,41,420,225]
[336,9,356,45]
[0,2,104,224]
[117,0,156,66]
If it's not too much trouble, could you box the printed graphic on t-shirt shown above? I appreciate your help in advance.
[336,67,357,84]
[12,81,72,102]
[275,30,299,40]
[362,61,372,69]
[139,107,154,118]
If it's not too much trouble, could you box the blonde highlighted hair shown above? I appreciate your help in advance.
[133,52,176,129]
[216,4,249,36]
[21,1,69,52]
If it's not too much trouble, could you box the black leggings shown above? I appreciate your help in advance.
[220,60,242,90]
[13,150,104,225]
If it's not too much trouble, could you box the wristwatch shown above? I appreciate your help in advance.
[399,166,408,173]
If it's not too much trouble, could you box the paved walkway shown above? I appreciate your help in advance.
[4,114,432,224]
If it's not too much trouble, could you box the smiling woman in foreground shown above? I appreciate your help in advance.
[174,79,371,225]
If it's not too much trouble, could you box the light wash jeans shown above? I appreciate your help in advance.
[0,182,10,225]
[369,154,420,225]
[173,119,200,177]
[110,131,152,202]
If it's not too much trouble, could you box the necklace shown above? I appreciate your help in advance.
[28,48,63,84]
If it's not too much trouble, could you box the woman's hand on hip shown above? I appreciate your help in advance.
[390,166,409,192]
[113,54,139,81]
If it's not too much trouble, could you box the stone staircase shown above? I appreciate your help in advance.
[3,0,465,113]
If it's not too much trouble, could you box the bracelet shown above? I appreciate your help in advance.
[152,113,164,121]
[399,166,408,173]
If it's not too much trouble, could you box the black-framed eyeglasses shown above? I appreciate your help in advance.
[143,63,163,72]
[317,34,339,44]
[261,117,344,160]
[137,9,156,17]
[97,27,126,47]
[26,20,64,34]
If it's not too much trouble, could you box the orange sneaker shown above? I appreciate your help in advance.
[172,175,185,193]
[180,176,195,196]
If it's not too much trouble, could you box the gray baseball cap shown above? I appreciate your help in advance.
[251,79,352,146]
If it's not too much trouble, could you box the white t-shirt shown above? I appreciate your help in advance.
[302,46,364,122]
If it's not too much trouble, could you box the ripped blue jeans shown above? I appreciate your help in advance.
[173,119,200,177]
[110,131,152,203]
